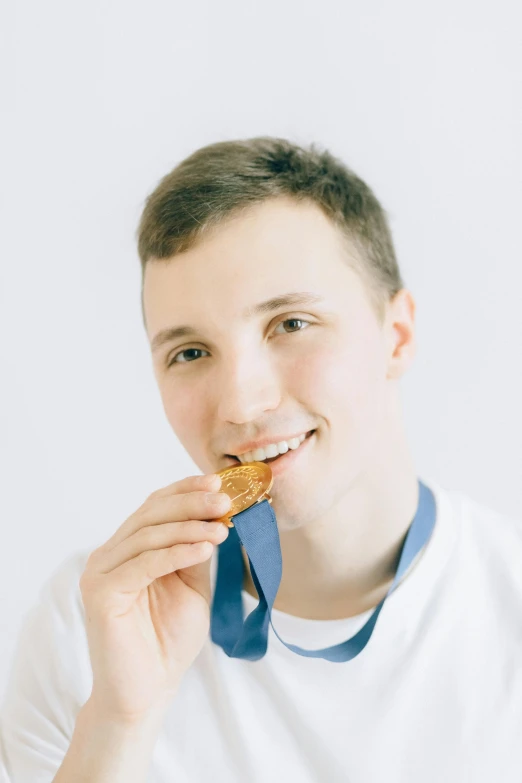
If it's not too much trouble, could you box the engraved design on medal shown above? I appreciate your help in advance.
[221,465,263,508]
[215,462,273,525]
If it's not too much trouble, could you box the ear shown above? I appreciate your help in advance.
[385,289,417,380]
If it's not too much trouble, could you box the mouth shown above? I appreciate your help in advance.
[225,429,316,468]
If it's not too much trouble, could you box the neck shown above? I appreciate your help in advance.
[242,420,420,621]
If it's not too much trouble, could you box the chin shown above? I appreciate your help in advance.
[267,490,324,534]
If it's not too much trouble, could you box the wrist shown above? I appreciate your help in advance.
[52,694,170,783]
[82,692,171,733]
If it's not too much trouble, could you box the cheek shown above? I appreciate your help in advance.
[160,382,211,453]
[291,331,386,429]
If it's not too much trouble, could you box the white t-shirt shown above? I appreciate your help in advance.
[1,477,522,783]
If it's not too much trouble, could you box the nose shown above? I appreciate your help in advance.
[216,350,281,424]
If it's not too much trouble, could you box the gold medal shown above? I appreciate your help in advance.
[213,461,273,527]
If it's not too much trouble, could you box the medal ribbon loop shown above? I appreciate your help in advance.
[211,479,436,661]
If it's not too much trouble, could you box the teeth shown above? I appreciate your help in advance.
[237,432,309,463]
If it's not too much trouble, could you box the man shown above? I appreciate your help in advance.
[1,137,521,782]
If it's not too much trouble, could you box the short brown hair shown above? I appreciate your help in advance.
[137,136,404,321]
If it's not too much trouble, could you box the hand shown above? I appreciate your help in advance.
[79,473,232,724]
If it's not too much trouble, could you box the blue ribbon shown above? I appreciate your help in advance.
[211,479,436,661]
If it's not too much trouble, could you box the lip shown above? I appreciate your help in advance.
[222,430,316,475]
[225,429,316,460]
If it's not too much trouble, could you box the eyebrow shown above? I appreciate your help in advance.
[150,291,325,353]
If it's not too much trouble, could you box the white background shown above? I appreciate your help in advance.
[1,0,521,698]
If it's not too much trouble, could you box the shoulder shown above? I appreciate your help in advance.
[426,476,522,542]
[448,486,522,545]
[432,479,522,589]
[0,548,95,755]
[15,547,94,694]
[22,547,94,677]
[38,547,92,622]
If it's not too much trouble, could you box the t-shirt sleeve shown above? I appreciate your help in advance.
[0,549,94,783]
[0,754,12,783]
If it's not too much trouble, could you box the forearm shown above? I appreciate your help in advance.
[52,696,167,783]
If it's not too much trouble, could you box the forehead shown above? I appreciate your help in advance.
[142,197,361,337]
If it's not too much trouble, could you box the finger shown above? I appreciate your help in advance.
[149,473,222,499]
[105,488,231,551]
[98,520,229,574]
[104,542,215,595]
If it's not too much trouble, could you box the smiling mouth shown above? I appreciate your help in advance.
[226,429,316,465]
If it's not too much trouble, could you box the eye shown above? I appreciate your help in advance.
[167,347,210,367]
[166,318,311,367]
[273,318,311,335]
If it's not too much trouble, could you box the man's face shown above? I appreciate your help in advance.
[143,197,413,531]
